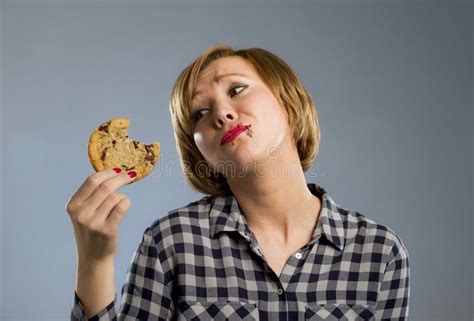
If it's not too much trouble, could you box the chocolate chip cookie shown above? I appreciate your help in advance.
[88,117,160,183]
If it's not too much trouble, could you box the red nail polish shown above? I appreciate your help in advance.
[113,167,122,173]
[127,171,137,178]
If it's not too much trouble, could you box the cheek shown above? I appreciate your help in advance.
[193,132,207,153]
[256,90,285,118]
[255,95,289,133]
[193,131,218,163]
[261,106,292,151]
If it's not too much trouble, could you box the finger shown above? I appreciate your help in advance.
[105,196,131,228]
[69,168,123,205]
[93,192,127,223]
[84,171,136,211]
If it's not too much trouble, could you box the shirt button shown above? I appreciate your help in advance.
[277,288,284,295]
[295,252,302,259]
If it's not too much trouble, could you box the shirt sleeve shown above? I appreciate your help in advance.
[375,235,410,320]
[70,292,117,321]
[70,226,175,321]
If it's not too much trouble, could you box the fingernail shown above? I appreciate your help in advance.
[127,170,137,178]
[113,167,122,173]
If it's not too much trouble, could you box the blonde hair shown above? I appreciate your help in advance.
[169,44,320,196]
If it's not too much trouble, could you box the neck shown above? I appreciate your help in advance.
[226,152,321,245]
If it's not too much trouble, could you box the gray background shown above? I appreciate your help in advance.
[1,0,472,320]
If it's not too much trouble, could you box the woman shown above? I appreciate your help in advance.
[68,44,410,320]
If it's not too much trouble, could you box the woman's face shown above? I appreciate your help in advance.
[191,56,293,176]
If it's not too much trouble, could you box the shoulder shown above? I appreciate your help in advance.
[336,204,409,264]
[314,183,408,261]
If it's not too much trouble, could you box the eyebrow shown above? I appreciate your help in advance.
[191,72,248,100]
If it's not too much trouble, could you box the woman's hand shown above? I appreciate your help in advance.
[66,168,137,262]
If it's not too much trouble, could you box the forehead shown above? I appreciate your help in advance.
[193,56,257,90]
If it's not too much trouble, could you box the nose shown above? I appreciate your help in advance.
[213,105,237,128]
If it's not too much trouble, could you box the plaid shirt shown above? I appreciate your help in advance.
[71,183,410,320]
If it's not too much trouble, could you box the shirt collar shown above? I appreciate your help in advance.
[208,183,345,252]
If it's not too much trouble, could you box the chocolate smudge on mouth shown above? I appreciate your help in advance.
[230,125,253,146]
[245,124,253,137]
[226,124,253,146]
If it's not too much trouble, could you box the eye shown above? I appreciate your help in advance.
[229,84,247,97]
[192,108,209,122]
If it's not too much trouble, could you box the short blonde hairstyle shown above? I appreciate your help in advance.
[169,44,320,197]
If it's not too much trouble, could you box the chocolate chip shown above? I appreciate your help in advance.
[123,165,135,171]
[145,144,152,154]
[98,120,111,133]
[101,147,108,161]
[112,139,116,146]
[133,141,139,149]
[145,154,154,162]
[98,124,109,133]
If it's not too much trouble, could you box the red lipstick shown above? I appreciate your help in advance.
[221,123,251,145]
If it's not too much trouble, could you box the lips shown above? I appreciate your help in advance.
[221,123,249,145]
